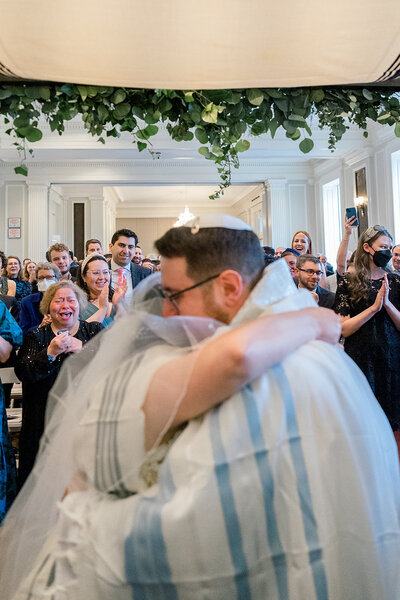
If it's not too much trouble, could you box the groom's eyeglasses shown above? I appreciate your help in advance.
[155,273,221,313]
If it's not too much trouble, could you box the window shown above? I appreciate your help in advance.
[322,179,341,269]
[392,150,400,242]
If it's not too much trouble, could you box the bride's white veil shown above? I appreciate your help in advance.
[0,272,222,600]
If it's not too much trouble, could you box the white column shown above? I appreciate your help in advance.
[103,197,117,247]
[27,183,49,262]
[269,179,289,248]
[89,195,105,243]
[262,180,270,245]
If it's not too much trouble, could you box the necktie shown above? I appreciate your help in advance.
[117,268,127,298]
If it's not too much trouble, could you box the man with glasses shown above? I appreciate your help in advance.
[296,254,336,308]
[18,216,399,600]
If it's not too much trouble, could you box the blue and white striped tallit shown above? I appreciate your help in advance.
[23,261,400,600]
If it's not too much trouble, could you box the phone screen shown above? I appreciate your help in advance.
[345,207,359,226]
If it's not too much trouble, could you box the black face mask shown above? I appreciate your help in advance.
[371,249,392,268]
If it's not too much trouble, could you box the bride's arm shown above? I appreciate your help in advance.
[143,307,341,449]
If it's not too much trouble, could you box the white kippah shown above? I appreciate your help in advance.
[185,213,253,233]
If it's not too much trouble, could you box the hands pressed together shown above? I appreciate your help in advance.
[47,331,82,359]
[372,274,390,313]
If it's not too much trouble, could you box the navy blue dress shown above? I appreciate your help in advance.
[0,303,23,523]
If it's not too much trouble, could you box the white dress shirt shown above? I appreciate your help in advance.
[110,259,134,305]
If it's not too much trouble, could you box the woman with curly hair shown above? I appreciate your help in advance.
[334,225,400,451]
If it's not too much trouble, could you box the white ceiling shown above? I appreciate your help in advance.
[113,184,259,206]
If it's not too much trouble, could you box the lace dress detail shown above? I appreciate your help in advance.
[334,273,400,430]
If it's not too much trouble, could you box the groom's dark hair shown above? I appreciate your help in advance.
[155,226,264,286]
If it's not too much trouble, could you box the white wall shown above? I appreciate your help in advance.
[115,217,175,256]
[0,182,28,260]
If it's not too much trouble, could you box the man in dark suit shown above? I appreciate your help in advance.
[19,262,60,333]
[296,254,336,308]
[108,229,152,304]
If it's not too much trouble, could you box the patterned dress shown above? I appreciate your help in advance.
[8,278,32,304]
[0,303,23,523]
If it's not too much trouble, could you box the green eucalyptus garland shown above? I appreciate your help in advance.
[0,84,400,198]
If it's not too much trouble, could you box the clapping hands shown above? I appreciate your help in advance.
[112,278,128,310]
[372,274,390,313]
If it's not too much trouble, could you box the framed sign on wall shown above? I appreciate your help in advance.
[8,218,21,239]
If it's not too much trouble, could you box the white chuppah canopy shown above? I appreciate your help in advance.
[0,0,399,87]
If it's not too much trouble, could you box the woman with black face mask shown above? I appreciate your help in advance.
[334,225,400,455]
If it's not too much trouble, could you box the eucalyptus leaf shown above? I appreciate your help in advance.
[286,129,301,140]
[274,97,289,113]
[299,138,314,153]
[283,120,297,134]
[265,89,281,99]
[198,146,210,157]
[247,89,264,106]
[0,89,12,99]
[158,98,173,113]
[39,87,51,100]
[14,165,28,176]
[25,86,42,99]
[251,122,267,136]
[232,121,247,137]
[77,85,88,101]
[212,145,224,157]
[97,105,109,121]
[195,127,208,144]
[137,141,147,151]
[310,89,325,103]
[13,116,30,128]
[144,124,158,137]
[269,118,280,138]
[235,139,250,152]
[113,103,131,120]
[112,89,127,105]
[17,125,43,142]
[362,89,374,101]
[395,122,400,138]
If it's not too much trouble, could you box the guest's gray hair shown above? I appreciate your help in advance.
[35,262,60,279]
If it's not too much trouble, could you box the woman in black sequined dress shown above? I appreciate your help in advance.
[334,225,400,447]
[15,281,102,489]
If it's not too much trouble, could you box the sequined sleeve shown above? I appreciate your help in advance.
[333,276,351,316]
[15,331,60,384]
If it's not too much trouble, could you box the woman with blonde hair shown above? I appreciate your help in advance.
[334,225,400,452]
[15,281,103,487]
